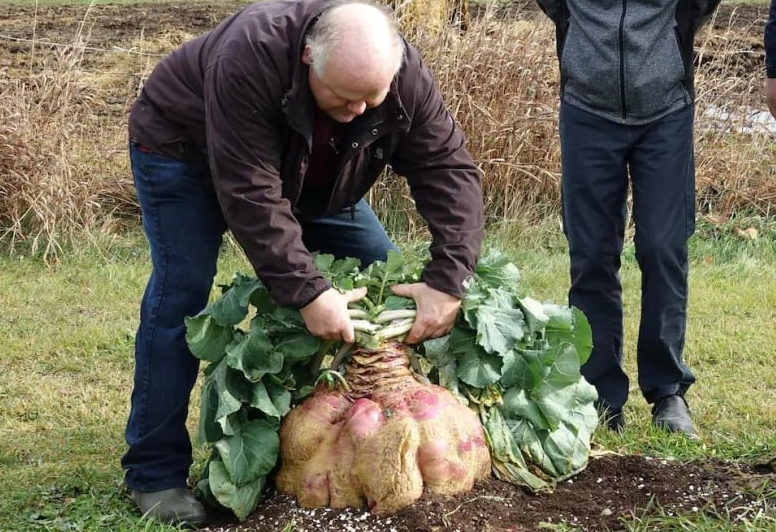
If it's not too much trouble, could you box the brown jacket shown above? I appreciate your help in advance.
[128,0,484,308]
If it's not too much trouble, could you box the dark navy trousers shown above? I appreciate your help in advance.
[122,142,396,492]
[558,102,697,413]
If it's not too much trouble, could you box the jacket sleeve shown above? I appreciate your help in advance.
[204,52,330,309]
[535,0,561,24]
[767,0,776,77]
[692,0,722,32]
[389,46,485,298]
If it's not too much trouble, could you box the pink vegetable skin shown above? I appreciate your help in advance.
[276,342,491,515]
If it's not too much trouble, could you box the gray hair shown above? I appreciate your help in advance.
[305,0,405,79]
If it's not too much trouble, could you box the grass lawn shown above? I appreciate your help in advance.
[0,222,775,531]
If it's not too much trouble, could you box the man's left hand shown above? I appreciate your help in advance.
[390,282,460,343]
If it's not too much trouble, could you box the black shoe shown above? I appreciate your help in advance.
[652,395,699,439]
[131,487,207,528]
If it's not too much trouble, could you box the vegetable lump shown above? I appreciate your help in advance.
[276,341,491,515]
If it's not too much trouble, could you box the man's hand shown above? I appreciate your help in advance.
[390,282,460,344]
[767,78,776,119]
[300,287,367,343]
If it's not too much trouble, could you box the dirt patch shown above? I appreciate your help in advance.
[198,453,775,532]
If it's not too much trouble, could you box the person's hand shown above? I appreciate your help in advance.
[767,78,776,119]
[390,282,460,344]
[300,287,367,343]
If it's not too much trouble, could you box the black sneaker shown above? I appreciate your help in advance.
[652,395,699,439]
[131,487,207,529]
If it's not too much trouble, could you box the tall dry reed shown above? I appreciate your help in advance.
[0,1,772,258]
[0,6,135,259]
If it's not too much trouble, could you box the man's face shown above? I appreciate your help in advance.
[303,45,392,123]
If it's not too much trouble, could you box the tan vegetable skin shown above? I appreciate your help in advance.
[276,342,491,515]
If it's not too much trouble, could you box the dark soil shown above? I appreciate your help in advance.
[199,453,776,532]
[2,2,774,531]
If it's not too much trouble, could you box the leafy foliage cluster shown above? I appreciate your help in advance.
[185,249,597,519]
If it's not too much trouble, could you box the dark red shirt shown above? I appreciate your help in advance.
[303,109,344,192]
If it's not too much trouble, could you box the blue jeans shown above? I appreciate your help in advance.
[559,103,696,413]
[122,142,396,492]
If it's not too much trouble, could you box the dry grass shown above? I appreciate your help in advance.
[0,2,772,259]
[693,9,776,218]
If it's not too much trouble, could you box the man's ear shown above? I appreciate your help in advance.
[301,45,313,66]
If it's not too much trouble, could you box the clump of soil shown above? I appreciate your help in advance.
[201,453,776,532]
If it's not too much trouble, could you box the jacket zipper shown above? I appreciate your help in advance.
[618,0,627,119]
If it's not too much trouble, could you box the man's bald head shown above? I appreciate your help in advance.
[305,0,405,83]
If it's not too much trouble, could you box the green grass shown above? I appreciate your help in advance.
[1,222,774,531]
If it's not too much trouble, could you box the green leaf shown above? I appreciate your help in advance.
[517,296,550,333]
[185,314,234,362]
[481,408,549,491]
[214,418,280,486]
[544,306,593,364]
[474,249,522,292]
[274,333,321,362]
[247,380,291,419]
[538,343,582,391]
[542,422,594,478]
[507,418,559,478]
[383,294,415,311]
[421,336,455,367]
[198,366,224,444]
[501,387,548,429]
[499,350,534,390]
[264,307,306,333]
[207,459,265,521]
[449,327,502,387]
[474,304,526,354]
[211,361,243,436]
[208,274,263,326]
[226,322,284,382]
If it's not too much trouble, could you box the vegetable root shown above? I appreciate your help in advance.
[276,341,491,515]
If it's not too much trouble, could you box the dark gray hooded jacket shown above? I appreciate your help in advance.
[536,0,722,124]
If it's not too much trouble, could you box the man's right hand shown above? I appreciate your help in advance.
[299,287,368,343]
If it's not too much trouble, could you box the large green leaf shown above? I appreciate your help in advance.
[501,387,548,429]
[198,366,224,444]
[214,419,280,486]
[538,343,582,390]
[208,459,265,521]
[274,332,321,362]
[225,322,284,382]
[185,314,234,362]
[449,328,502,387]
[474,306,526,355]
[499,349,534,390]
[545,306,593,364]
[507,418,559,478]
[540,422,594,479]
[208,274,263,326]
[247,380,291,419]
[473,250,522,292]
[210,360,243,436]
[482,408,548,491]
[517,296,550,333]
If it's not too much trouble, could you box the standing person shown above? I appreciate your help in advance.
[535,0,721,436]
[766,0,776,118]
[123,0,484,527]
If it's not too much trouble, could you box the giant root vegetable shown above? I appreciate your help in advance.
[276,341,491,515]
[187,251,598,521]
